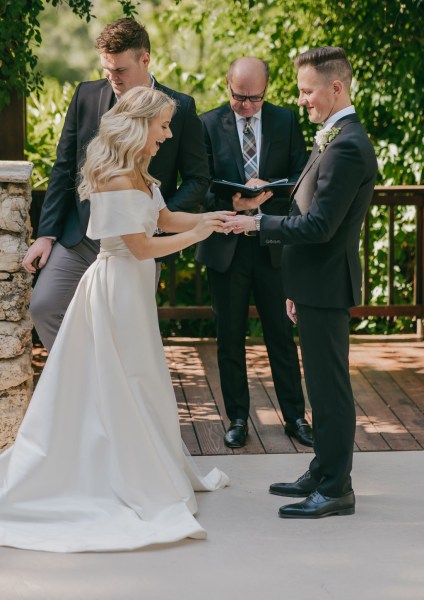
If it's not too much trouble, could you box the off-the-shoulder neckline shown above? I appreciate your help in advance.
[90,188,157,198]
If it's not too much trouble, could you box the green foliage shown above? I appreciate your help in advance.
[146,0,423,335]
[0,0,138,110]
[147,0,423,184]
[22,0,423,184]
[353,203,417,334]
[25,78,76,188]
[157,249,217,337]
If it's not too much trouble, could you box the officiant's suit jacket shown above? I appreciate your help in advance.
[195,101,308,271]
[37,78,209,247]
[259,114,377,309]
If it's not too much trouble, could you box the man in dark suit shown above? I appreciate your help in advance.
[196,57,313,449]
[22,18,209,351]
[224,47,378,517]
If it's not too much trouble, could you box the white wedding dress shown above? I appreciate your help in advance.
[0,188,229,553]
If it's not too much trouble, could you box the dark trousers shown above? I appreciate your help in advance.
[207,234,305,424]
[296,303,356,497]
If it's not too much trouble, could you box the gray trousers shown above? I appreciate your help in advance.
[29,240,98,352]
[30,239,162,352]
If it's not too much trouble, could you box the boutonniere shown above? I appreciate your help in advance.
[314,127,341,152]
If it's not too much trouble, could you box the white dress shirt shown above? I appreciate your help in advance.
[322,105,356,132]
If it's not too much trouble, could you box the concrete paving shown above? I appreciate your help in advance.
[1,451,423,600]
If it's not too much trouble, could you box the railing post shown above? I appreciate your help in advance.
[415,202,424,339]
[388,205,395,306]
[362,209,370,305]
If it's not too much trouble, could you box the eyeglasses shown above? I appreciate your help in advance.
[229,84,267,103]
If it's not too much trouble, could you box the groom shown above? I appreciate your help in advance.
[224,46,377,518]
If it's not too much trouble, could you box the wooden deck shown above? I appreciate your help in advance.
[31,336,424,456]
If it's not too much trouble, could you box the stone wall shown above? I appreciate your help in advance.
[0,161,34,451]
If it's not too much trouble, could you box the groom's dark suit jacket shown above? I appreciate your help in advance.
[260,114,377,308]
[195,101,308,271]
[37,78,209,248]
[259,113,377,496]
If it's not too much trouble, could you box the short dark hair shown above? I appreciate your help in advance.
[294,46,352,86]
[95,18,151,55]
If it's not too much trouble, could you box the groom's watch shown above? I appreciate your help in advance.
[253,213,263,231]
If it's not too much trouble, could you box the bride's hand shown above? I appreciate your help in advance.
[193,211,235,241]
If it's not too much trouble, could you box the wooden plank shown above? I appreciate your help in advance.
[196,343,265,455]
[361,345,424,446]
[157,304,424,319]
[360,367,424,449]
[194,344,229,428]
[349,344,421,450]
[251,345,315,454]
[246,346,299,454]
[350,370,392,451]
[167,345,232,455]
[355,370,421,450]
[164,347,201,456]
[391,369,424,415]
[243,367,284,454]
[351,305,424,317]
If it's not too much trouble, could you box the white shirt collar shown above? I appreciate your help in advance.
[234,109,262,124]
[322,105,355,130]
[148,73,156,88]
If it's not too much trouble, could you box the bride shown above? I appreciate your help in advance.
[0,86,230,553]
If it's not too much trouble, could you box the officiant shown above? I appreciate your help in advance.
[195,57,312,449]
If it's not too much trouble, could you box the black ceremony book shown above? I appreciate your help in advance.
[210,178,294,199]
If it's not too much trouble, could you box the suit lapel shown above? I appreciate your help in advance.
[97,83,115,125]
[289,113,361,206]
[290,113,359,200]
[221,106,245,182]
[289,143,321,199]
[258,103,271,175]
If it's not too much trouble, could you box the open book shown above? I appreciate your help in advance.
[210,178,293,199]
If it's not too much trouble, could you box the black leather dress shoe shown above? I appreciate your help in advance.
[269,470,318,497]
[284,418,313,447]
[278,490,355,519]
[224,419,248,448]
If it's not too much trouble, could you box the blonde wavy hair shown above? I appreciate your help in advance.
[78,86,176,199]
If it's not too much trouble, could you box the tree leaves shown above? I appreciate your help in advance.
[0,0,138,110]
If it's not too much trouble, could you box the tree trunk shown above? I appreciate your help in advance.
[0,93,25,161]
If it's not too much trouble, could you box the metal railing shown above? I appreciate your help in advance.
[30,186,424,337]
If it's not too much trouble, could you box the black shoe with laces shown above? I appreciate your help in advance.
[269,470,318,497]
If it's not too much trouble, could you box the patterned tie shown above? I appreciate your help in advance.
[241,117,259,217]
[242,117,258,182]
